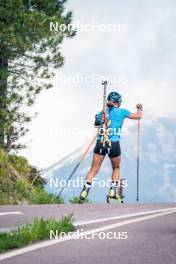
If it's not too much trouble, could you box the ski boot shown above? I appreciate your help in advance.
[79,182,91,204]
[107,180,125,204]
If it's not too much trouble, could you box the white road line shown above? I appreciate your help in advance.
[1,207,175,234]
[75,207,176,226]
[0,212,23,216]
[0,209,176,261]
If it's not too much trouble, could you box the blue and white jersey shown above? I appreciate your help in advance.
[96,107,131,142]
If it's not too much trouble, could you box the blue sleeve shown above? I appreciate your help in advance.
[122,109,131,118]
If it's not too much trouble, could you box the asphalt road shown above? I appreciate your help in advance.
[0,204,176,264]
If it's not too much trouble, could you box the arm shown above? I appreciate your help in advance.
[128,104,143,120]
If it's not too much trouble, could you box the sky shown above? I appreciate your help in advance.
[20,0,176,169]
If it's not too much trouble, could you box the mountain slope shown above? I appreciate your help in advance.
[44,116,176,203]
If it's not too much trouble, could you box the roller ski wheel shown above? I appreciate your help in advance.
[118,195,125,203]
[79,198,84,204]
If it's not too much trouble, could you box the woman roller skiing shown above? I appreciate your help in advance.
[79,89,143,203]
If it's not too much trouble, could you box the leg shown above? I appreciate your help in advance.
[79,153,105,203]
[86,153,105,182]
[110,156,121,182]
[108,155,124,203]
[107,155,121,201]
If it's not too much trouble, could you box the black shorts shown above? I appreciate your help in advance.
[94,140,121,158]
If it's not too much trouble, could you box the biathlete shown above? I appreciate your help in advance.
[79,91,143,203]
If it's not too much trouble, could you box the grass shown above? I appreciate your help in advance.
[0,215,75,253]
[29,188,64,204]
[0,148,65,205]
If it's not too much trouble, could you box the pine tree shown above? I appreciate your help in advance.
[0,0,75,151]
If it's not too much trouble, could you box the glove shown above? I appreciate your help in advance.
[136,103,143,111]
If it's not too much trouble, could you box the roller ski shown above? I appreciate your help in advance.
[79,181,91,204]
[107,179,125,204]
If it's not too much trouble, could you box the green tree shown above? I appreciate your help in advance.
[0,0,75,151]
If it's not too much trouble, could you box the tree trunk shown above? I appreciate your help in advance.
[0,46,8,149]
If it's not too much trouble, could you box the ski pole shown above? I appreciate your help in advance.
[102,80,107,114]
[101,80,111,151]
[57,133,97,198]
[136,119,140,202]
